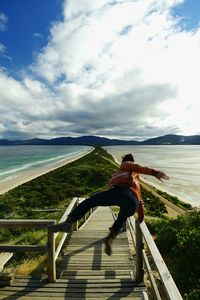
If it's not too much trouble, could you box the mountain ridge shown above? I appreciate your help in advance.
[0,134,200,146]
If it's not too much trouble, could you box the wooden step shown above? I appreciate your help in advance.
[0,206,147,300]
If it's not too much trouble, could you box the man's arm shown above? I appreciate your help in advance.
[120,161,169,181]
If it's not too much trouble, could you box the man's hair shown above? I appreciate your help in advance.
[122,153,134,162]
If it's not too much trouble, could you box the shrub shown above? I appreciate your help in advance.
[150,210,200,297]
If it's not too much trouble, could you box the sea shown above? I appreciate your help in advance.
[0,145,199,207]
[0,145,92,183]
[104,145,200,207]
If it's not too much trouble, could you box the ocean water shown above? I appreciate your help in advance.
[104,145,200,207]
[0,145,92,182]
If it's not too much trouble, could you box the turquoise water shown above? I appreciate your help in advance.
[105,145,200,207]
[0,145,92,182]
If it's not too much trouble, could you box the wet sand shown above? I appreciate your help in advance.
[0,148,93,195]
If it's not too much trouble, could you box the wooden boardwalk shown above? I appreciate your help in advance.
[0,207,147,299]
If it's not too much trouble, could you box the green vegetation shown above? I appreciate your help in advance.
[141,186,167,217]
[147,210,200,299]
[0,147,117,219]
[154,189,192,210]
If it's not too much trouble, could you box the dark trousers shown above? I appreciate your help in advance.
[68,187,138,234]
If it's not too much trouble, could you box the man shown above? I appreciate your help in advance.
[50,153,169,255]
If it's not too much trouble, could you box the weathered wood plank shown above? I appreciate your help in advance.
[14,270,131,277]
[0,295,143,300]
[13,278,136,284]
[0,297,143,300]
[0,287,145,293]
[0,252,13,271]
[0,245,47,252]
[4,282,140,288]
[0,220,55,228]
[47,230,56,282]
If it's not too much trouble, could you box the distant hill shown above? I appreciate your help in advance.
[0,136,140,146]
[143,134,200,145]
[0,134,200,146]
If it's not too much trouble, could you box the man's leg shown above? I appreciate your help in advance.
[104,212,128,256]
[104,191,138,255]
[50,188,123,232]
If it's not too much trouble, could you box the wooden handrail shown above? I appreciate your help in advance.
[55,197,97,259]
[0,197,96,283]
[127,217,183,300]
[0,220,55,228]
[54,197,78,252]
[57,198,78,224]
[0,245,47,252]
[55,232,68,260]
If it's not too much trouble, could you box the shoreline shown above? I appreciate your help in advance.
[109,152,198,218]
[101,152,191,218]
[0,147,93,195]
[106,148,197,208]
[140,177,192,207]
[141,180,185,218]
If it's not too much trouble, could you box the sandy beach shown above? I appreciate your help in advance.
[0,147,93,195]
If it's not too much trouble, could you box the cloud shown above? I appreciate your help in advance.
[0,12,11,60]
[34,32,43,39]
[0,12,8,31]
[0,43,12,61]
[0,43,6,54]
[0,69,59,139]
[0,0,200,140]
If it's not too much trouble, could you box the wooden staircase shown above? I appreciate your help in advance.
[0,207,147,299]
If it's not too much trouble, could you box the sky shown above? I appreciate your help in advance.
[0,0,200,141]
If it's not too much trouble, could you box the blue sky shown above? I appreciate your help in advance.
[0,0,63,76]
[0,0,200,140]
[172,0,200,30]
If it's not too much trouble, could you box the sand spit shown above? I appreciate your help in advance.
[0,148,93,195]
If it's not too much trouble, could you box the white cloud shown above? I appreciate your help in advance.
[0,12,8,31]
[34,32,43,39]
[0,69,59,139]
[0,43,6,54]
[0,0,200,139]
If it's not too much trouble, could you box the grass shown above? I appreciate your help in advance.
[13,255,47,275]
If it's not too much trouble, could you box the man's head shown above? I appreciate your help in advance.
[122,153,134,162]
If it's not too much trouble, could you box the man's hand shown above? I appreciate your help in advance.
[155,171,169,182]
[137,199,144,223]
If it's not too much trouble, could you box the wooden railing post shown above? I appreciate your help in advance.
[47,229,56,282]
[122,220,127,231]
[74,199,79,231]
[135,220,144,283]
[84,213,87,222]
